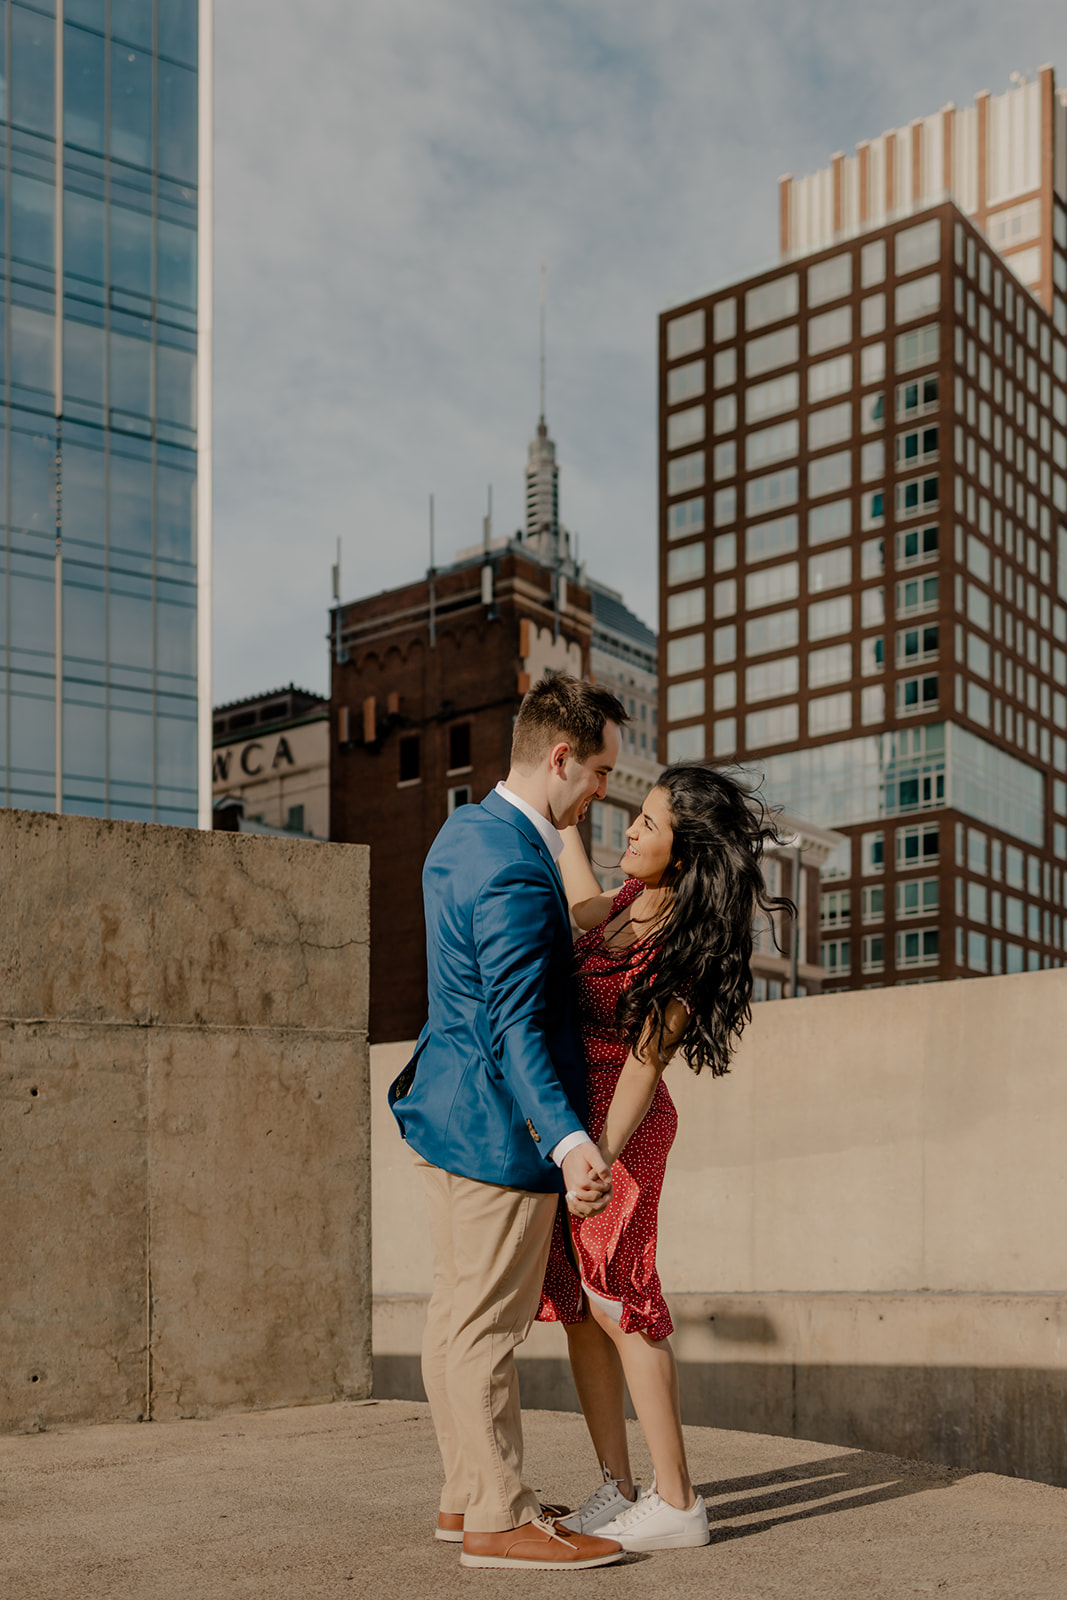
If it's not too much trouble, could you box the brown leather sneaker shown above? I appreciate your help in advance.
[461,1516,623,1569]
[436,1503,570,1543]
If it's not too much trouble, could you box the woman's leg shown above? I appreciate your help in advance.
[563,1314,636,1498]
[585,1299,694,1511]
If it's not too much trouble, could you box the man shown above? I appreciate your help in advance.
[390,674,628,1571]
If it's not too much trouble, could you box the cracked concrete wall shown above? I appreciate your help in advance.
[0,809,371,1432]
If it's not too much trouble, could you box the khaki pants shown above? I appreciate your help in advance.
[415,1157,558,1533]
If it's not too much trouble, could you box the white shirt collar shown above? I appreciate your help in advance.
[494,781,565,862]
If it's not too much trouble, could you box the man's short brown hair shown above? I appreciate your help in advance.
[511,673,628,768]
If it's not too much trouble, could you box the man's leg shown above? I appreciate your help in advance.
[445,1172,557,1533]
[416,1158,468,1516]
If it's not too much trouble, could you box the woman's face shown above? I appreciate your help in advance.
[621,787,676,888]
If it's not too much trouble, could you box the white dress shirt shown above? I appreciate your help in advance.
[493,781,591,1169]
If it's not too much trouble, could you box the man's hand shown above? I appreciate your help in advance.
[562,1141,612,1218]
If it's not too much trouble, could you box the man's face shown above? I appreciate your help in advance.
[547,721,623,831]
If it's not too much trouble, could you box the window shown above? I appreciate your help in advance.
[666,633,704,676]
[746,467,799,518]
[808,354,852,402]
[713,349,736,389]
[895,324,939,373]
[861,636,885,675]
[861,538,884,579]
[967,584,990,632]
[861,885,884,923]
[808,642,852,689]
[713,298,737,342]
[861,588,885,628]
[897,877,938,918]
[713,395,737,435]
[896,426,939,466]
[1005,894,1024,935]
[713,439,736,479]
[861,294,886,337]
[896,624,939,665]
[820,889,851,928]
[745,274,798,330]
[897,674,939,714]
[667,725,705,762]
[667,405,705,451]
[667,359,705,406]
[667,496,705,540]
[895,218,941,276]
[713,531,737,570]
[896,574,938,617]
[861,935,885,974]
[666,679,704,722]
[897,822,939,868]
[808,691,852,736]
[861,238,886,287]
[861,440,885,481]
[809,546,851,593]
[746,609,799,657]
[896,475,939,517]
[967,632,990,679]
[808,595,852,640]
[745,372,799,424]
[746,656,799,703]
[447,785,472,814]
[862,831,885,875]
[821,938,851,976]
[712,671,736,710]
[895,273,941,325]
[968,880,988,924]
[896,525,938,566]
[746,561,799,611]
[808,306,852,355]
[746,513,798,564]
[861,344,886,386]
[667,588,705,630]
[808,253,852,307]
[860,683,884,725]
[745,704,799,748]
[399,736,420,783]
[666,309,705,360]
[713,578,737,617]
[667,543,705,585]
[861,489,885,529]
[897,927,939,968]
[746,419,799,471]
[896,374,939,420]
[861,392,885,432]
[808,450,851,499]
[713,623,736,664]
[808,401,851,450]
[448,723,472,771]
[809,500,851,546]
[667,451,704,495]
[746,326,799,378]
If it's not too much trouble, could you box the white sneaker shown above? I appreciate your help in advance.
[597,1488,710,1551]
[558,1462,642,1535]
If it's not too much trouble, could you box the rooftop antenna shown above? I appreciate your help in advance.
[539,263,547,425]
[428,492,437,649]
[483,483,493,552]
[481,485,494,613]
[331,536,342,664]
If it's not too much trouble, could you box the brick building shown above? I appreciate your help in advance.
[658,69,1067,989]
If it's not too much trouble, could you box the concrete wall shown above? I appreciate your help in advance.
[1,810,371,1433]
[371,969,1067,1485]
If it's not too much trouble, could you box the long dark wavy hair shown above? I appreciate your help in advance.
[609,764,794,1077]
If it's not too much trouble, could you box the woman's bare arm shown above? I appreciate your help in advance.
[596,999,690,1167]
[559,825,616,929]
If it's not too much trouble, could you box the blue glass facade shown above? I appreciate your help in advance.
[0,0,202,825]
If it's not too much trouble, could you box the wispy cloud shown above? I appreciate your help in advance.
[212,0,1067,702]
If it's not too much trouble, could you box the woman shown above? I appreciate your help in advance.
[537,763,791,1551]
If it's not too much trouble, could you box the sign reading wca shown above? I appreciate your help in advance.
[213,736,296,783]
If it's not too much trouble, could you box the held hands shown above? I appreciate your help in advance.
[562,1141,613,1218]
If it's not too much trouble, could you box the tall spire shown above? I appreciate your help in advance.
[524,265,570,564]
[539,262,546,427]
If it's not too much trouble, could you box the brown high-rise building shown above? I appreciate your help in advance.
[659,69,1067,990]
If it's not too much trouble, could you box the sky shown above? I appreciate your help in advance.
[211,0,1067,707]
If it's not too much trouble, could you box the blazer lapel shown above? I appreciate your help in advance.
[480,789,570,919]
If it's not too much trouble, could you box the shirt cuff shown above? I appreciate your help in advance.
[549,1129,592,1168]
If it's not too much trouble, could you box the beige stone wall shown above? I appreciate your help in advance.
[1,810,370,1433]
[371,970,1067,1482]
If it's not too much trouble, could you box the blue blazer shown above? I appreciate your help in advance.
[389,788,588,1192]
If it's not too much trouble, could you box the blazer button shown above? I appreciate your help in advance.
[526,1118,541,1143]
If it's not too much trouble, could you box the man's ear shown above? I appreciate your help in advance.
[549,740,570,774]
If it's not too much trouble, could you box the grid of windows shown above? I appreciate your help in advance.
[1,1,202,825]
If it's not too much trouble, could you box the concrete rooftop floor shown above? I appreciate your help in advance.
[3,1399,1066,1600]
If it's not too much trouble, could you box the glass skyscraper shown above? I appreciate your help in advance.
[0,0,210,828]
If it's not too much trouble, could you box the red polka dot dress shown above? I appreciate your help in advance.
[538,877,678,1342]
